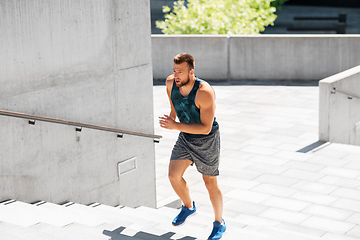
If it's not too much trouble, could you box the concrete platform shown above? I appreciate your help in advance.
[153,80,360,239]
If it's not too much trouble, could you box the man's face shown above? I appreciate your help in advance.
[173,62,193,87]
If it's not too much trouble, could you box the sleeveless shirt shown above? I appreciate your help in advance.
[171,77,219,138]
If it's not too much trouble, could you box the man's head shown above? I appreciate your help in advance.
[173,53,195,87]
[174,53,195,71]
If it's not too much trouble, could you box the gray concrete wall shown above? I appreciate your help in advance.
[152,35,229,80]
[152,35,360,81]
[319,65,360,146]
[0,0,156,208]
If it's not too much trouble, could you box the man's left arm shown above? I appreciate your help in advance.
[159,84,215,135]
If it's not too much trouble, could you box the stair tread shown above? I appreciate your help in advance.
[0,221,70,240]
[0,200,328,240]
[30,222,109,240]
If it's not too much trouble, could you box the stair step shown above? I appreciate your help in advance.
[0,221,70,240]
[0,200,51,227]
[40,202,108,226]
[0,199,329,240]
[30,222,109,240]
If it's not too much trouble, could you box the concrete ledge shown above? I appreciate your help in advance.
[319,65,360,145]
[152,34,360,81]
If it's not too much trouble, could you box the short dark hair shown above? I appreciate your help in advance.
[174,53,195,70]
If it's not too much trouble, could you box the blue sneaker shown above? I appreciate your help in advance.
[172,201,196,226]
[208,219,226,240]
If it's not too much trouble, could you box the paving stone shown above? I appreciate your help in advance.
[241,145,280,156]
[292,181,339,194]
[259,208,310,225]
[300,216,356,234]
[224,189,271,204]
[247,155,290,166]
[343,225,360,238]
[252,184,298,198]
[245,163,289,175]
[307,156,350,167]
[261,196,310,212]
[254,174,300,187]
[218,177,261,190]
[331,198,360,212]
[318,175,360,189]
[330,187,360,201]
[302,204,354,221]
[290,191,339,205]
[282,161,326,172]
[233,213,281,228]
[224,199,269,216]
[274,150,314,162]
[275,223,325,238]
[319,167,360,179]
[321,232,360,240]
[346,213,360,225]
[281,169,325,182]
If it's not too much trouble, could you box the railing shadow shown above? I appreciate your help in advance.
[103,226,196,240]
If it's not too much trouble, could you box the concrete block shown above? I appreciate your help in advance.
[319,65,360,146]
[0,0,157,208]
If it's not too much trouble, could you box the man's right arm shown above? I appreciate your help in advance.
[165,75,177,120]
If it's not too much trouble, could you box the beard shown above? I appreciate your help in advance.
[175,75,190,87]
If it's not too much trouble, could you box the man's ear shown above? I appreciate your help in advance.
[190,69,194,75]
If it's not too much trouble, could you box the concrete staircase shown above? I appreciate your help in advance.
[0,199,329,240]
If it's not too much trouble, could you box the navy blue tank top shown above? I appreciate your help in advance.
[171,77,219,138]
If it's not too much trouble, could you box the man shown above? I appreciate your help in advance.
[159,53,226,240]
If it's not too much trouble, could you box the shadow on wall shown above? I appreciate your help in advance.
[103,226,196,240]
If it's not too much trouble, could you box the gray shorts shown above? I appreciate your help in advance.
[170,129,220,176]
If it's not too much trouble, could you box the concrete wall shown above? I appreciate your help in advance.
[152,35,360,81]
[319,65,360,146]
[152,35,229,80]
[0,0,157,208]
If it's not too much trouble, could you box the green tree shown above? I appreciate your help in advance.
[271,0,289,11]
[156,0,278,34]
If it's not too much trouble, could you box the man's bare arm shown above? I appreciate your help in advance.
[160,82,215,135]
[165,74,177,120]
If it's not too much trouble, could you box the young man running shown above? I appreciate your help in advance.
[159,53,226,240]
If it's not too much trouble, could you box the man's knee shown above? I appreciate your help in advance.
[203,176,218,191]
[168,169,181,183]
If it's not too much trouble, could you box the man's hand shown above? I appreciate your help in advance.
[159,114,178,130]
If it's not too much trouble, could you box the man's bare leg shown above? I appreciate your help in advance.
[168,159,193,208]
[203,175,223,223]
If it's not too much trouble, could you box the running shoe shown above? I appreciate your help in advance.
[208,219,226,240]
[172,201,196,226]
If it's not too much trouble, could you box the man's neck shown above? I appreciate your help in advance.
[179,76,196,96]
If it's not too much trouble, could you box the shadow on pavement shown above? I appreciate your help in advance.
[103,226,196,240]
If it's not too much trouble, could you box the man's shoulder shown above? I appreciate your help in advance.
[165,75,174,88]
[198,80,214,94]
[196,80,215,104]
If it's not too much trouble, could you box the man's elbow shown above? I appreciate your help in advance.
[202,125,212,135]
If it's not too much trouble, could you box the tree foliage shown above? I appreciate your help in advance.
[156,0,278,34]
[271,0,289,10]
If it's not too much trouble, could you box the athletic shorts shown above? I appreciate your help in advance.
[170,129,220,176]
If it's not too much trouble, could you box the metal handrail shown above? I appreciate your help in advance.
[333,88,360,100]
[0,110,162,141]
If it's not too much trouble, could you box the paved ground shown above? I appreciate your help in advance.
[153,81,360,239]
